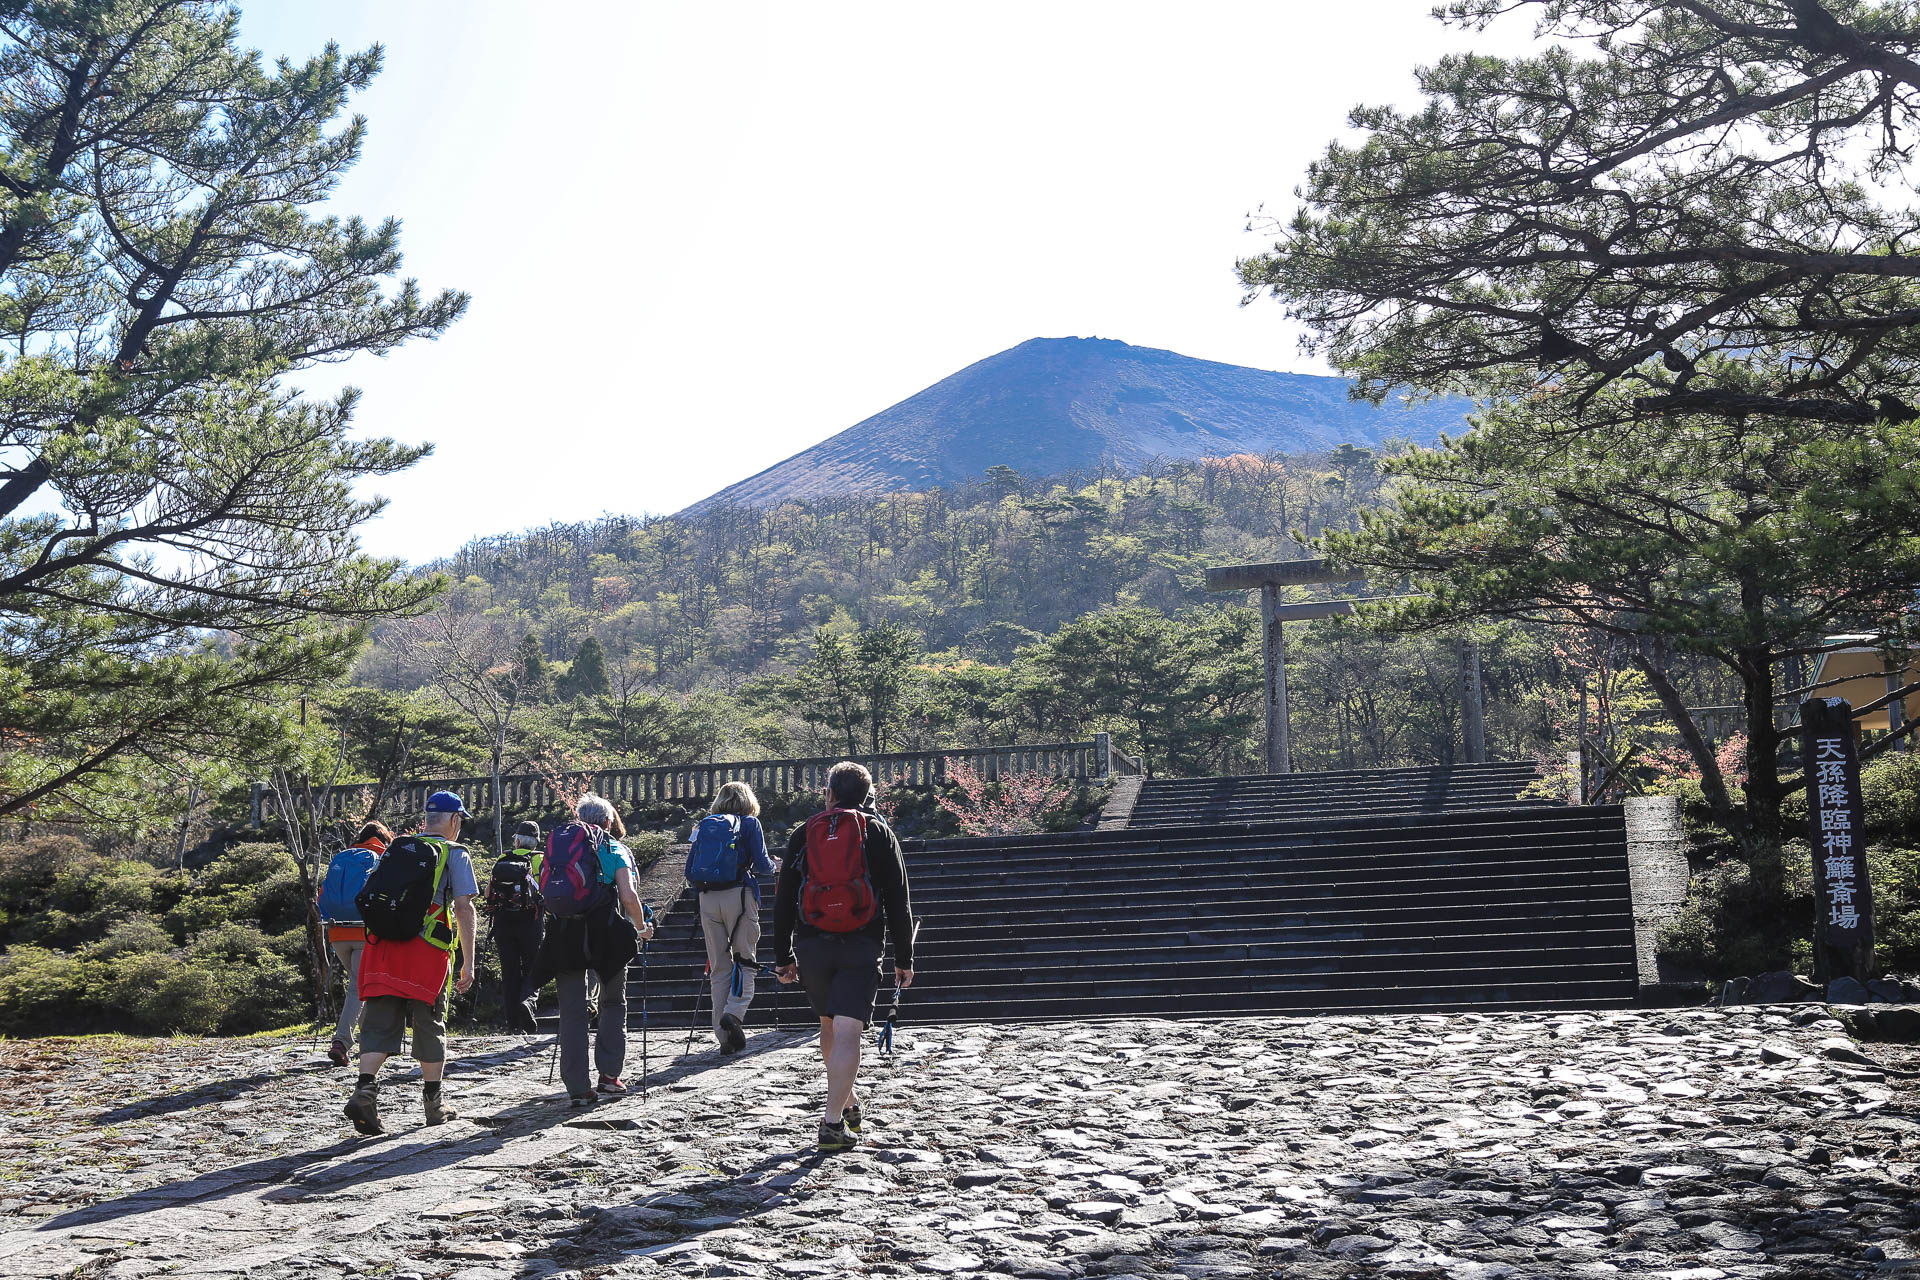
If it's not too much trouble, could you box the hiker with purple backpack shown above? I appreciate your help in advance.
[530,793,654,1107]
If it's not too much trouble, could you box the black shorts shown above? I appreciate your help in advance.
[793,932,885,1026]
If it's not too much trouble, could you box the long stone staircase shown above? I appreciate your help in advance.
[585,795,1637,1034]
[1119,761,1551,829]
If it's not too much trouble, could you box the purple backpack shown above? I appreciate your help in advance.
[540,822,613,917]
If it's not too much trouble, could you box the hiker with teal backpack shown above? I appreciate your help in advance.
[686,780,778,1054]
[343,793,479,1136]
[316,821,393,1067]
[529,793,654,1107]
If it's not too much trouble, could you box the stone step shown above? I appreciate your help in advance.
[528,800,1638,1031]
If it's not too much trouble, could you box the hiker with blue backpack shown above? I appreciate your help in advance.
[686,781,779,1055]
[316,821,394,1067]
[530,793,655,1107]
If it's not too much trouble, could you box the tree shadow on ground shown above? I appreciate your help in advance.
[42,1031,817,1233]
[91,1036,559,1126]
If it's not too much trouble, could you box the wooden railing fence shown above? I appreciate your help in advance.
[251,734,1137,827]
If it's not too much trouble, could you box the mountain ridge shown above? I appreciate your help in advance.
[682,336,1471,514]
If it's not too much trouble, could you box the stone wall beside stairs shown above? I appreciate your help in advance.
[1623,795,1694,999]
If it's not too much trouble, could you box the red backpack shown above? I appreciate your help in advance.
[801,808,877,932]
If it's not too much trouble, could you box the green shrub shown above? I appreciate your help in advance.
[0,945,89,1035]
[1658,859,1808,979]
[1862,754,1920,840]
[82,915,174,961]
[1659,836,1920,979]
[1868,842,1920,973]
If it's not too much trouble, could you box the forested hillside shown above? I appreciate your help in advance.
[345,447,1738,806]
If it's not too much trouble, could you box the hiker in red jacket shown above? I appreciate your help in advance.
[344,792,479,1135]
[773,761,915,1152]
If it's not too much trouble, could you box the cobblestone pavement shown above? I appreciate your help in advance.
[1,1007,1917,1279]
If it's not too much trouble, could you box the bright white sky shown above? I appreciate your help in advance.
[235,1,1531,564]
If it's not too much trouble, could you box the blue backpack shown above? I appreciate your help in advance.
[684,814,744,891]
[318,845,380,924]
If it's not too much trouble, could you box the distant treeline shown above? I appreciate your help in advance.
[341,452,1737,797]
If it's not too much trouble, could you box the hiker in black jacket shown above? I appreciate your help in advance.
[774,760,915,1151]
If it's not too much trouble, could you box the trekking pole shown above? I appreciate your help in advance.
[685,962,709,1054]
[639,901,655,1100]
[878,916,922,1058]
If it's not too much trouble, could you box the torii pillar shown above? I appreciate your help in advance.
[1207,558,1484,774]
[1207,559,1370,775]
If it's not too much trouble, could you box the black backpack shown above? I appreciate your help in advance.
[486,853,541,916]
[356,835,452,945]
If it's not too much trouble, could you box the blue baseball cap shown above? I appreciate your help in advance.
[425,790,471,819]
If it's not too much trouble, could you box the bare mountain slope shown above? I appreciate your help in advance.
[682,336,1471,514]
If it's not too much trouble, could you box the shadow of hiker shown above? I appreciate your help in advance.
[544,1144,835,1274]
[90,1035,559,1126]
[602,1028,815,1101]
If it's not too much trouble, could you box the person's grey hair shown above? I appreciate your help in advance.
[712,780,760,818]
[514,834,539,849]
[575,793,625,838]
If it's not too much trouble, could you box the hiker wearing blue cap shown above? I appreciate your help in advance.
[343,791,480,1135]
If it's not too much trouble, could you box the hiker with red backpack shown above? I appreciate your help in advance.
[343,793,479,1135]
[686,780,779,1054]
[530,793,655,1107]
[773,761,916,1152]
[316,820,393,1067]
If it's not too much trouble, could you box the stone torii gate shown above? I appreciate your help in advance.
[1205,558,1486,774]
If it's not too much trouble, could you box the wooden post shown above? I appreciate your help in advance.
[1800,697,1876,985]
[1460,638,1486,764]
[1261,582,1290,775]
[1888,668,1908,753]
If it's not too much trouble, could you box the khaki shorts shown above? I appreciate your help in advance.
[359,991,450,1062]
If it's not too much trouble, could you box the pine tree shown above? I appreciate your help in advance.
[0,2,465,818]
[564,636,611,700]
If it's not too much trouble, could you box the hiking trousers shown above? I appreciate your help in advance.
[494,913,542,1023]
[329,937,365,1049]
[699,885,760,1039]
[555,967,626,1096]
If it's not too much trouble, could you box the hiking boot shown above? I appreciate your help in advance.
[842,1102,864,1135]
[719,1013,747,1054]
[817,1118,858,1152]
[597,1076,628,1096]
[343,1082,383,1136]
[327,1040,349,1068]
[569,1089,600,1109]
[423,1090,456,1126]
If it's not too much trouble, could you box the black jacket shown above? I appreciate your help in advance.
[530,897,636,985]
[773,808,915,970]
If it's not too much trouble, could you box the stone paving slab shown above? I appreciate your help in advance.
[1,1007,1917,1278]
